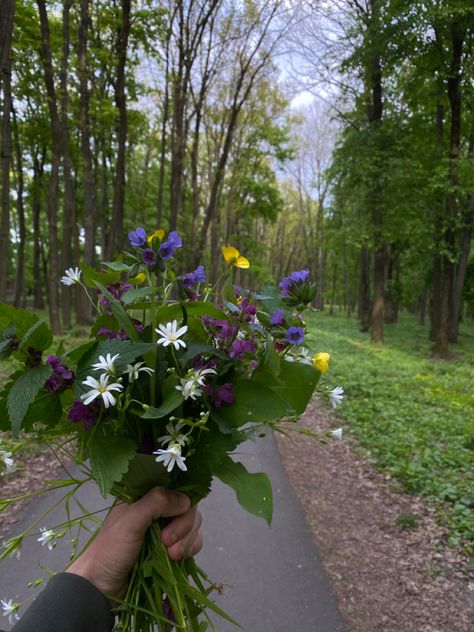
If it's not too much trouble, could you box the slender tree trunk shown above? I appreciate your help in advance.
[77,0,97,323]
[449,199,473,342]
[60,0,75,328]
[433,22,464,357]
[419,286,428,326]
[109,0,131,257]
[368,20,385,343]
[0,0,15,301]
[359,245,371,331]
[37,0,62,334]
[12,108,25,307]
[32,151,45,310]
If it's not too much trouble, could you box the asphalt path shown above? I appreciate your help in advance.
[0,434,346,632]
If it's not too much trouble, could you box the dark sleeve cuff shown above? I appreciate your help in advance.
[11,572,115,632]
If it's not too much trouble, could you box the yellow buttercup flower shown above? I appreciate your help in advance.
[312,352,330,374]
[221,245,250,269]
[131,272,146,284]
[147,229,165,246]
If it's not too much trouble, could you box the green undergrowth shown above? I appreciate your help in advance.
[306,309,474,556]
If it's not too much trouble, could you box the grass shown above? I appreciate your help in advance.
[306,309,474,555]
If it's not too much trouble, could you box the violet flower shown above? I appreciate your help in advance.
[142,248,157,267]
[286,326,305,346]
[128,227,147,247]
[270,308,285,326]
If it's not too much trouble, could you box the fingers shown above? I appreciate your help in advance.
[115,487,191,539]
[162,506,203,561]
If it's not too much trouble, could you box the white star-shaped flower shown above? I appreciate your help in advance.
[0,451,14,473]
[81,373,123,408]
[60,267,82,286]
[155,320,188,350]
[125,361,154,381]
[331,427,343,440]
[329,386,344,408]
[1,599,20,625]
[37,527,56,551]
[193,367,216,385]
[175,368,216,400]
[92,353,120,375]
[175,378,202,400]
[153,444,187,472]
[158,421,187,448]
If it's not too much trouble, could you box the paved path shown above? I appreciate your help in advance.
[0,434,346,632]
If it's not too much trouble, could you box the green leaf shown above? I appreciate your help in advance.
[63,340,97,370]
[82,263,120,288]
[89,430,137,497]
[18,319,53,355]
[216,379,294,426]
[214,455,273,525]
[121,453,170,498]
[141,389,183,419]
[0,303,38,337]
[103,261,133,272]
[269,360,320,414]
[121,287,152,304]
[7,365,52,435]
[22,391,62,430]
[156,301,228,323]
[95,281,139,341]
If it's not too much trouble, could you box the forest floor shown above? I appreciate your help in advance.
[277,396,474,632]
[2,398,473,631]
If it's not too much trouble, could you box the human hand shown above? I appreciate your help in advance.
[66,487,203,602]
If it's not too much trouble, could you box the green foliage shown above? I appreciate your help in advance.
[89,429,137,498]
[7,365,52,435]
[307,310,474,553]
[214,455,273,525]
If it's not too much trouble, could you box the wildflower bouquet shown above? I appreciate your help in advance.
[0,228,343,631]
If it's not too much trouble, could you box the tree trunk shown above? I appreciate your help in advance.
[109,0,131,257]
[12,107,25,308]
[358,245,371,331]
[433,22,464,358]
[449,199,473,342]
[77,0,97,324]
[32,151,45,310]
[0,0,15,301]
[60,0,75,328]
[37,0,62,334]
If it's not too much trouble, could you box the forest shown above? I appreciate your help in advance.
[0,0,473,359]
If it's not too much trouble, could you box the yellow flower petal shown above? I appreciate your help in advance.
[221,245,250,268]
[235,255,250,269]
[147,229,165,246]
[131,272,146,284]
[312,352,330,374]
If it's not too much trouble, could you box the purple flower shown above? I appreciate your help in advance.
[44,374,62,392]
[45,355,75,392]
[128,227,147,248]
[278,276,293,297]
[167,231,182,249]
[142,248,157,267]
[182,272,196,288]
[159,241,175,260]
[68,400,98,431]
[291,269,309,283]
[182,265,206,288]
[194,265,206,283]
[279,269,310,297]
[214,383,235,407]
[270,309,285,326]
[286,326,305,345]
[229,339,255,360]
